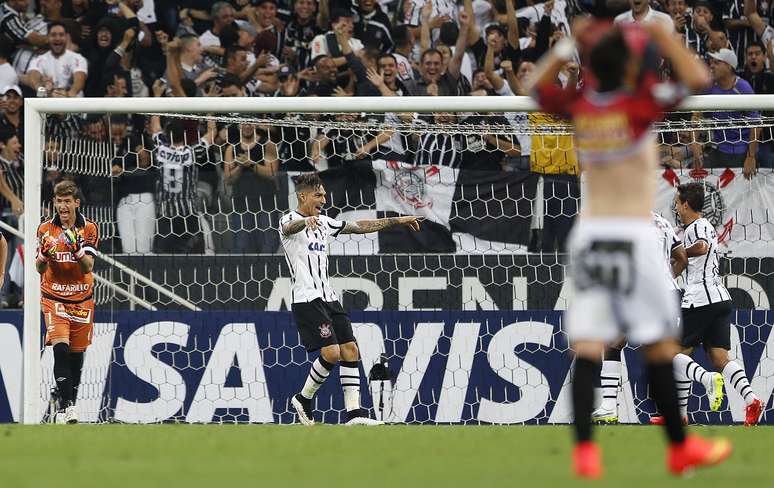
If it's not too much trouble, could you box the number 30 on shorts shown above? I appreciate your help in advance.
[575,240,635,295]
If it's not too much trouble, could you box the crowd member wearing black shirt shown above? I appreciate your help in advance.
[223,122,280,253]
[0,128,22,307]
[283,0,321,71]
[112,128,158,255]
[352,0,393,53]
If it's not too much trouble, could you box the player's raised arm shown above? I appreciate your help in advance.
[340,216,422,234]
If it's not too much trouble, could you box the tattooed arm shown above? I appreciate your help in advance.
[281,216,321,236]
[340,216,422,234]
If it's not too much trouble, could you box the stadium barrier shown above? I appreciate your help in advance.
[1,310,771,424]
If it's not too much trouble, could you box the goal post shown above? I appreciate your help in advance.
[20,94,774,425]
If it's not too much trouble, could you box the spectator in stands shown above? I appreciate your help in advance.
[310,8,364,70]
[724,0,756,68]
[0,44,17,89]
[353,0,393,53]
[693,48,759,178]
[149,113,215,254]
[0,0,48,51]
[0,85,23,140]
[614,0,675,31]
[249,0,285,59]
[199,2,236,68]
[223,122,280,253]
[27,22,88,97]
[740,40,774,168]
[405,0,458,45]
[391,25,417,82]
[113,129,157,255]
[283,0,321,72]
[0,128,22,308]
[404,12,470,96]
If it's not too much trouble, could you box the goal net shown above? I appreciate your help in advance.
[17,96,774,425]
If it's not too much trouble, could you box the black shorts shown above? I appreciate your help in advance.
[681,301,732,350]
[292,299,356,352]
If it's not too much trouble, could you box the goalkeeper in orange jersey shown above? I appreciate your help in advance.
[36,180,99,424]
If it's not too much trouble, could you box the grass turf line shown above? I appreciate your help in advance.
[0,425,770,488]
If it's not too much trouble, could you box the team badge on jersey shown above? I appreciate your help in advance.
[319,323,332,338]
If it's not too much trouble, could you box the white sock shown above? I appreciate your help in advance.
[672,356,692,417]
[722,361,758,406]
[674,353,713,390]
[301,357,334,400]
[340,361,361,412]
[599,360,621,411]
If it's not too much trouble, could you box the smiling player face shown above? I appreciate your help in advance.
[299,185,326,217]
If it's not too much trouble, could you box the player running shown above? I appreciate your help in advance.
[668,183,763,426]
[36,180,99,424]
[280,173,421,425]
[527,17,730,478]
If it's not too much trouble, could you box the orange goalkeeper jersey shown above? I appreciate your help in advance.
[37,212,99,303]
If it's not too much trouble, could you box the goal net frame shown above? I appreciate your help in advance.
[20,94,773,424]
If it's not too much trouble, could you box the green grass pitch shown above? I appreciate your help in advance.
[1,424,771,487]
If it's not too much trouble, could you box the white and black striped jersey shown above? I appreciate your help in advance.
[652,212,682,291]
[0,3,30,45]
[279,211,345,303]
[152,131,209,217]
[681,217,731,308]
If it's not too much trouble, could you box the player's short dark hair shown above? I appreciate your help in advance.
[295,173,323,193]
[677,182,704,212]
[589,29,629,92]
[54,180,79,199]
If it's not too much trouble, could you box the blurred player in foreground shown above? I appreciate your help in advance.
[527,15,731,478]
[280,173,421,425]
[36,180,99,424]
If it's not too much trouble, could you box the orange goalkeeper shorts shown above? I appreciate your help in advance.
[42,297,95,353]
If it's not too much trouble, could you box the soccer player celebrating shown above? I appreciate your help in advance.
[280,173,421,425]
[36,180,99,424]
[527,17,730,477]
[672,182,763,426]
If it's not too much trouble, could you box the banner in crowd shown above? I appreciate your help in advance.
[0,310,771,424]
[287,162,539,254]
[655,168,774,257]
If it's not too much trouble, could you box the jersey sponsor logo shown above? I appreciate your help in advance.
[54,302,92,324]
[319,322,332,338]
[308,242,326,252]
[55,251,75,262]
[51,283,90,293]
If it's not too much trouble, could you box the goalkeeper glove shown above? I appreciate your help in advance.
[37,232,58,262]
[63,228,86,260]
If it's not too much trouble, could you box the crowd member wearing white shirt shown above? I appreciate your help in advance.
[27,22,87,97]
[280,173,421,426]
[675,183,763,426]
[0,45,18,89]
[310,9,364,68]
[614,0,675,31]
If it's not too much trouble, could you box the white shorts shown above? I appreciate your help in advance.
[565,218,680,346]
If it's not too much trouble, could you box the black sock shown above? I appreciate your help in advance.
[647,361,686,444]
[605,346,622,362]
[53,343,73,406]
[572,357,599,443]
[69,352,84,404]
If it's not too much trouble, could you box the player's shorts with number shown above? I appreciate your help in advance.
[42,296,95,352]
[565,218,679,346]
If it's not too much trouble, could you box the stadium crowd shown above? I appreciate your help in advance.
[0,0,772,305]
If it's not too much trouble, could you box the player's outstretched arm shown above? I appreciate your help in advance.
[340,216,422,234]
